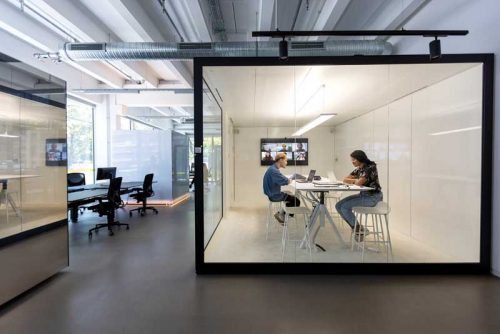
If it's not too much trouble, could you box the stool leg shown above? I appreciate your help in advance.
[375,215,388,260]
[281,213,289,262]
[304,213,312,262]
[351,213,358,251]
[372,214,381,252]
[384,214,393,261]
[361,214,367,262]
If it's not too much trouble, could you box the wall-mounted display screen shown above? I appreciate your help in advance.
[260,138,308,166]
[45,138,67,166]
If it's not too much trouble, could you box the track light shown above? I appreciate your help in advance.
[429,37,441,60]
[252,30,467,60]
[279,38,288,60]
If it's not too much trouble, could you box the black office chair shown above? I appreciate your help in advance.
[88,177,129,238]
[129,173,159,217]
[67,173,88,214]
[67,173,86,187]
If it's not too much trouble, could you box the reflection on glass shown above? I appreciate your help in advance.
[203,82,223,247]
[0,93,67,238]
[202,63,484,265]
[0,54,67,239]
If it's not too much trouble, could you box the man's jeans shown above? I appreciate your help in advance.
[335,192,383,229]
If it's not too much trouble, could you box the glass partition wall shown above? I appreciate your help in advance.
[0,57,67,240]
[195,56,493,274]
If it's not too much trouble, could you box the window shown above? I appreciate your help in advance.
[67,100,94,183]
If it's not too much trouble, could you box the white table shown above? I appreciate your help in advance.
[290,180,373,250]
[0,174,39,218]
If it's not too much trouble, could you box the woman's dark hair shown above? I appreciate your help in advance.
[350,150,375,165]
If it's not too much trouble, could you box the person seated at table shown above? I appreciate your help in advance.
[263,152,300,224]
[335,150,383,241]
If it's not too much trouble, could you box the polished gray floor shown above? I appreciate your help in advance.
[1,199,500,334]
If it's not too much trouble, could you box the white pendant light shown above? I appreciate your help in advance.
[291,113,336,137]
[0,131,19,138]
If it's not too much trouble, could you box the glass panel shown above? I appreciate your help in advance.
[202,62,483,264]
[67,101,94,184]
[0,92,22,237]
[0,53,66,239]
[202,81,222,247]
[19,99,67,232]
[172,131,189,199]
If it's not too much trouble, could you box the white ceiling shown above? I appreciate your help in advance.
[204,62,480,127]
[0,0,437,131]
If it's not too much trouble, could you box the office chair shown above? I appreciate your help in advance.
[67,173,86,187]
[67,173,89,214]
[88,177,129,238]
[129,173,159,217]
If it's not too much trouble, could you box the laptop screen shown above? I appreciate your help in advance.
[307,170,316,182]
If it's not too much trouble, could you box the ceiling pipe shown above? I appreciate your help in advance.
[54,40,392,61]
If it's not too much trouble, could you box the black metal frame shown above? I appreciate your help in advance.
[252,30,469,38]
[194,54,494,274]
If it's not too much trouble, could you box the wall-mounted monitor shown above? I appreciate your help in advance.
[45,138,67,166]
[260,138,308,166]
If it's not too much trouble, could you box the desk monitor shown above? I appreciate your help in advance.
[96,167,117,181]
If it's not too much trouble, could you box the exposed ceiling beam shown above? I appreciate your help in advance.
[257,0,275,41]
[115,91,193,107]
[0,28,103,101]
[102,0,193,87]
[166,0,212,42]
[366,0,431,41]
[311,0,352,41]
[29,0,159,87]
[0,0,123,88]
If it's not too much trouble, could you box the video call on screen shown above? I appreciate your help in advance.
[260,138,308,166]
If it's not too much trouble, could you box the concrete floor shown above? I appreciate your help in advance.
[1,198,500,334]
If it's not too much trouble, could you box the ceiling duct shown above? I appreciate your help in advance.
[60,40,392,61]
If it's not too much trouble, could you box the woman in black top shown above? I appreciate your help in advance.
[335,150,383,240]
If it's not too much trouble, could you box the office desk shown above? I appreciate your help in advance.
[67,181,143,222]
[290,181,373,250]
[68,181,143,193]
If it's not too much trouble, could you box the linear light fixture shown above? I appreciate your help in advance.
[292,113,336,137]
[429,126,481,136]
[0,131,19,138]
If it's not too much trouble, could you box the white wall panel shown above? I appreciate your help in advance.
[333,66,482,261]
[388,96,412,236]
[233,126,334,208]
[373,106,389,196]
[390,0,499,274]
[411,66,482,261]
[334,112,374,187]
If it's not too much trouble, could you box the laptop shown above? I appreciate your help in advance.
[296,169,316,183]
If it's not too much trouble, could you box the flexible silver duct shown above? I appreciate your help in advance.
[61,40,392,61]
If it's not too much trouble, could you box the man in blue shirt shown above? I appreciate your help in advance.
[263,152,301,224]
